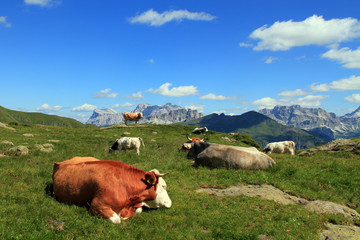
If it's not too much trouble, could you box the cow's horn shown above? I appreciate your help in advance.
[186,135,191,141]
[150,169,169,177]
[156,172,169,177]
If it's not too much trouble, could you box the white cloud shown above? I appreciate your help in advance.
[185,103,204,113]
[92,88,118,98]
[249,15,360,51]
[345,93,360,103]
[147,82,198,97]
[253,94,329,109]
[36,104,63,112]
[322,46,360,69]
[128,9,216,26]
[112,102,135,108]
[24,0,60,7]
[310,75,360,92]
[296,56,307,60]
[213,110,227,114]
[239,42,253,48]
[200,93,236,100]
[72,104,98,112]
[278,89,307,97]
[265,57,278,64]
[0,16,11,28]
[148,59,155,64]
[252,97,278,109]
[126,91,144,100]
[292,95,329,107]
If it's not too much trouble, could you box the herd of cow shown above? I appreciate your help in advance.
[52,115,297,224]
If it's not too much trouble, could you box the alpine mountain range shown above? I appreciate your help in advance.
[87,103,360,141]
[259,105,360,140]
[86,103,203,126]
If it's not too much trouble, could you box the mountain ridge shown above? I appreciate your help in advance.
[259,105,360,140]
[182,111,327,149]
[86,103,203,126]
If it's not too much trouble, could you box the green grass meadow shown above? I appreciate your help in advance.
[0,123,359,239]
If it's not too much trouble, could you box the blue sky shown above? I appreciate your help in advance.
[1,0,360,122]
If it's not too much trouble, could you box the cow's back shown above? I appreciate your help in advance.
[53,158,146,205]
[123,112,134,119]
[196,144,275,170]
[53,158,102,204]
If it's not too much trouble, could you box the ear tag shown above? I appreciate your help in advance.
[147,179,152,185]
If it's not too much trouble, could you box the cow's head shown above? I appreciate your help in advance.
[137,112,144,118]
[186,135,204,143]
[109,140,119,153]
[185,141,211,159]
[143,169,172,209]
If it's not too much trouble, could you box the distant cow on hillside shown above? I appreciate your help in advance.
[192,127,208,135]
[123,112,143,125]
[263,141,296,155]
[109,137,145,155]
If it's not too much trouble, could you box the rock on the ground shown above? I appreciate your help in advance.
[9,146,29,156]
[1,140,14,146]
[320,223,360,240]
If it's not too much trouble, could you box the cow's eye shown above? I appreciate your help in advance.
[162,185,167,189]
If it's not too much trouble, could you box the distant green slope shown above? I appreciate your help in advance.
[0,106,93,128]
[183,111,327,149]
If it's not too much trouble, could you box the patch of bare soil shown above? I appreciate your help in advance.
[197,184,360,239]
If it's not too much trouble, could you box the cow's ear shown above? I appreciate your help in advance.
[145,172,156,185]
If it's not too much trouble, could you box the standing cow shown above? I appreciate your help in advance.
[52,157,172,224]
[123,112,143,125]
[109,137,145,155]
[185,142,276,170]
[263,141,296,155]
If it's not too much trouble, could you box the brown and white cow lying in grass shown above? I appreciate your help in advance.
[52,157,172,224]
[263,141,296,155]
[185,142,276,170]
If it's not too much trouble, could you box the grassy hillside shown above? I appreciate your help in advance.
[183,111,327,149]
[0,106,93,128]
[0,123,359,239]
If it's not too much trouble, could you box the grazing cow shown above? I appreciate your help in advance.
[109,137,145,155]
[192,127,208,135]
[123,112,143,125]
[186,142,276,170]
[263,141,296,155]
[52,157,172,224]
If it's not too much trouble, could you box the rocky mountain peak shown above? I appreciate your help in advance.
[86,103,202,126]
[342,106,360,119]
[92,108,117,116]
[259,105,360,140]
